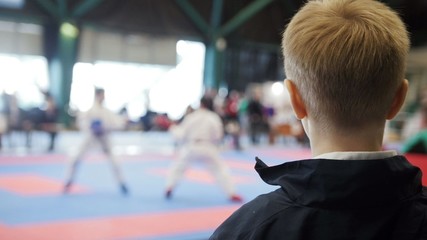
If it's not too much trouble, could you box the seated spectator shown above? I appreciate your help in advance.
[40,92,59,152]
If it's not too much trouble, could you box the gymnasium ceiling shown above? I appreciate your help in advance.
[0,0,427,66]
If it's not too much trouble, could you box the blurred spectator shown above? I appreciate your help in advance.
[153,113,172,131]
[39,92,59,152]
[267,101,308,146]
[3,93,33,148]
[247,91,269,144]
[223,90,242,150]
[0,93,6,149]
[140,109,156,131]
[140,111,173,131]
[401,87,427,153]
[237,93,249,136]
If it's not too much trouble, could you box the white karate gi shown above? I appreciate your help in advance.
[165,108,237,197]
[64,101,128,192]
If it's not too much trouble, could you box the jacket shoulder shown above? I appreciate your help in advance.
[210,189,293,239]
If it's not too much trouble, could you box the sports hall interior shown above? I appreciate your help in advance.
[0,1,426,239]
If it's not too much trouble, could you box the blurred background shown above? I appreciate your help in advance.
[0,0,425,140]
[0,1,426,239]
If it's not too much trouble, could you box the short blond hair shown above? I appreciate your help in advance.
[282,0,409,129]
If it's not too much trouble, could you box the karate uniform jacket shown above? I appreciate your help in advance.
[170,108,223,144]
[210,156,427,240]
[77,102,126,135]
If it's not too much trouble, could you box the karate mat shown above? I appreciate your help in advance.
[0,141,425,240]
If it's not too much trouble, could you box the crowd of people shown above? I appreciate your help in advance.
[1,82,427,155]
[136,86,307,150]
[0,91,59,152]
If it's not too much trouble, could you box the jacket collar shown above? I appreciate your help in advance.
[255,156,423,209]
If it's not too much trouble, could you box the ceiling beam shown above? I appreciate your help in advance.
[34,0,60,20]
[175,0,210,36]
[210,0,223,28]
[72,0,104,19]
[58,0,67,19]
[219,0,276,37]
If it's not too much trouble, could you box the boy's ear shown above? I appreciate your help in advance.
[387,79,408,120]
[285,79,307,120]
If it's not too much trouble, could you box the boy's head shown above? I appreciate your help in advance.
[282,0,409,131]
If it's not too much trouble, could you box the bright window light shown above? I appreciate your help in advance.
[271,81,284,96]
[0,54,48,108]
[0,0,24,8]
[150,40,205,119]
[70,40,205,121]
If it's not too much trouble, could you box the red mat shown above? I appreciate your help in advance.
[0,206,239,240]
[405,154,427,186]
[0,174,88,195]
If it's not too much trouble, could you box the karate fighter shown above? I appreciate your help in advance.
[63,88,129,195]
[165,96,242,202]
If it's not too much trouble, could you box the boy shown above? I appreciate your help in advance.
[210,0,427,239]
[63,88,129,195]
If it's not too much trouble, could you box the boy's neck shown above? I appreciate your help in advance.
[308,122,386,157]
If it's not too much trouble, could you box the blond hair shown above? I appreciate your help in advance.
[282,0,409,129]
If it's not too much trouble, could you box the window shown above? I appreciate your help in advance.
[70,40,205,121]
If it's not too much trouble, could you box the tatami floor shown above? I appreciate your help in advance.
[0,131,425,240]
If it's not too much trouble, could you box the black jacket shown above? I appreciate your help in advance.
[210,156,427,240]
